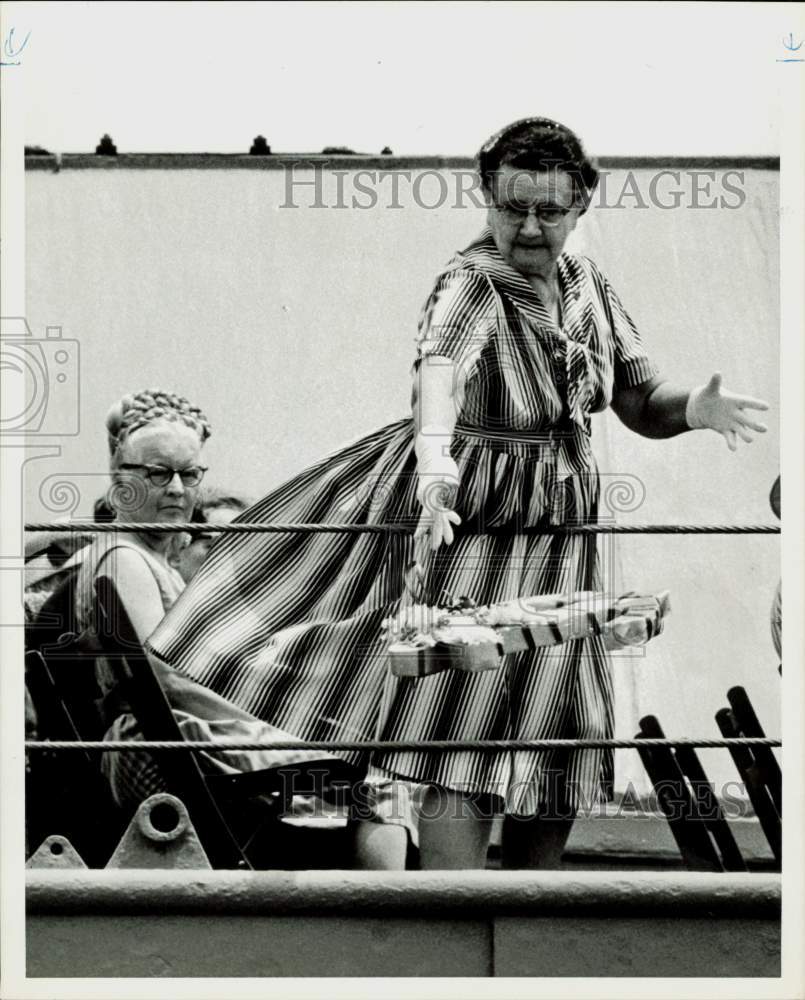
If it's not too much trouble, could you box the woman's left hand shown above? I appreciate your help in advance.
[686,373,770,451]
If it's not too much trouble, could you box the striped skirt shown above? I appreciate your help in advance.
[148,416,614,815]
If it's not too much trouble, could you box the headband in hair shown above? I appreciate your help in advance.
[479,116,565,156]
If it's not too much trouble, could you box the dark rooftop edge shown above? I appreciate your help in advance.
[24,153,780,172]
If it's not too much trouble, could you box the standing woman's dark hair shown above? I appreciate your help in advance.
[478,116,600,210]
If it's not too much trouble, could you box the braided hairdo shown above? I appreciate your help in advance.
[106,389,212,460]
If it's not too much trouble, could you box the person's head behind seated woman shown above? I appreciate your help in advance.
[104,389,211,542]
[478,117,599,280]
[171,488,252,583]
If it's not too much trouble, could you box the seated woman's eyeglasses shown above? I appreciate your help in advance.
[119,463,208,487]
[494,202,572,228]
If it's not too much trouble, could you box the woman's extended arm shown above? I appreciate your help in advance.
[611,376,689,439]
[612,373,769,450]
[413,355,463,549]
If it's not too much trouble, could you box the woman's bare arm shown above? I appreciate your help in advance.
[96,546,166,645]
[612,373,769,449]
[611,376,690,439]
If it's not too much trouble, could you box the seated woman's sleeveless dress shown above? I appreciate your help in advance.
[148,229,658,817]
[75,535,344,809]
[74,535,185,804]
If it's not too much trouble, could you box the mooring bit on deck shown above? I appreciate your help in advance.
[105,793,212,870]
[26,834,88,870]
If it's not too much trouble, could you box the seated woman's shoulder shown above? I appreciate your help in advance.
[92,540,164,589]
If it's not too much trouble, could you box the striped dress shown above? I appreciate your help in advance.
[148,229,658,815]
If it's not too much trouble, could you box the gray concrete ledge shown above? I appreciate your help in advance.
[26,870,781,978]
[24,153,780,171]
[27,869,781,917]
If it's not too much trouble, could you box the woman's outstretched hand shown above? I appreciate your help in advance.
[415,498,462,551]
[685,373,769,452]
[415,426,462,550]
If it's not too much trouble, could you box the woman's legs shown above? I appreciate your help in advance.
[500,811,576,869]
[418,786,497,870]
[348,778,416,870]
[351,820,408,870]
[501,765,577,869]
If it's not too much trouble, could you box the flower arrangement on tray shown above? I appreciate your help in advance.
[384,591,671,677]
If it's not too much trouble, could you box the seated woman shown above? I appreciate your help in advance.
[73,389,208,803]
[74,390,347,808]
[76,389,409,866]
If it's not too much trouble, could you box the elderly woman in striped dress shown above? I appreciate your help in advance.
[148,118,768,869]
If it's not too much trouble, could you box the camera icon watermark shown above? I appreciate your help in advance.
[0,317,80,436]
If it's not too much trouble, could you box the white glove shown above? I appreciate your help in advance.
[415,425,462,550]
[685,373,769,452]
